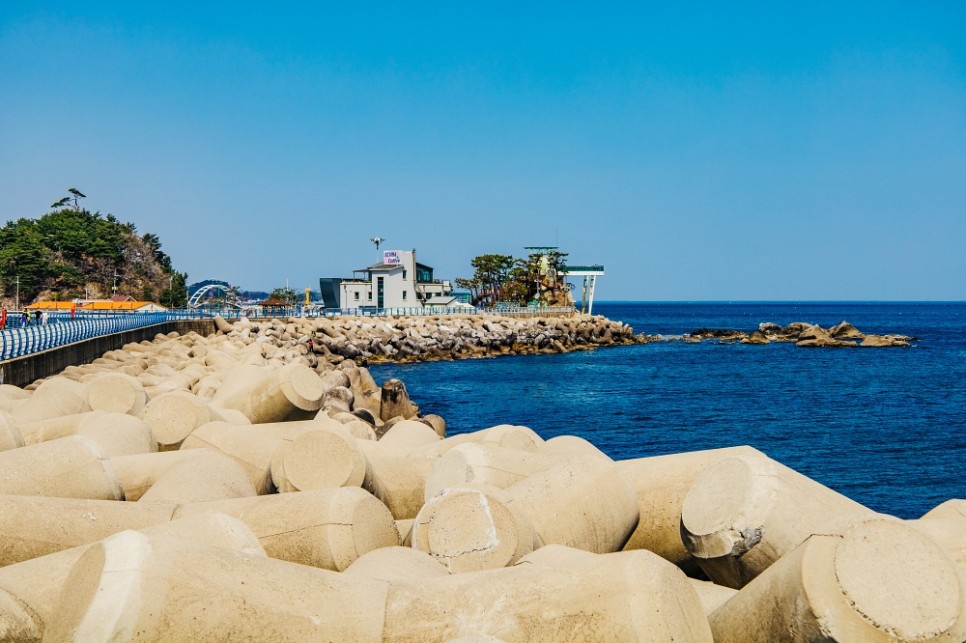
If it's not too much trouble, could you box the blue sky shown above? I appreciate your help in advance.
[2,2,964,300]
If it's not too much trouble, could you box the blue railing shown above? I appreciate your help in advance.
[0,312,186,361]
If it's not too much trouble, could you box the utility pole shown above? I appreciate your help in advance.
[15,276,19,311]
[112,270,119,297]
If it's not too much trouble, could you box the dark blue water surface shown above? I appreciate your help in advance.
[371,302,966,519]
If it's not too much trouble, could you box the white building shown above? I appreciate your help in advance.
[320,250,453,310]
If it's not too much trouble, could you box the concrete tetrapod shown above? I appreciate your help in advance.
[175,487,401,570]
[138,390,226,450]
[376,419,442,456]
[112,450,242,501]
[180,417,346,493]
[137,449,258,504]
[411,487,539,572]
[379,377,418,422]
[9,377,85,425]
[43,530,389,642]
[0,435,123,501]
[502,456,640,554]
[212,362,325,424]
[410,424,544,458]
[343,545,450,583]
[355,440,437,520]
[0,488,398,571]
[0,495,175,566]
[18,411,156,457]
[82,372,148,416]
[910,499,966,574]
[617,445,761,574]
[383,546,713,641]
[0,412,24,452]
[538,434,612,460]
[680,451,874,588]
[270,423,373,493]
[0,512,266,643]
[708,517,966,642]
[423,442,577,502]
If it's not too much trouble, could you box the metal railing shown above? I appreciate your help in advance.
[0,312,181,361]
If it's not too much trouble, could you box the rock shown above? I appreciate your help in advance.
[828,320,864,339]
[758,322,782,335]
[740,331,770,345]
[795,325,857,347]
[861,334,911,347]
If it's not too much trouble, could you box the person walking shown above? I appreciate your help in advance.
[0,307,6,330]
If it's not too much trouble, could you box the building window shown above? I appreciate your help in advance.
[354,292,360,301]
[402,290,407,300]
[402,270,407,280]
[368,292,372,300]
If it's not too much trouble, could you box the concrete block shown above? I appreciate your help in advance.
[708,518,966,642]
[0,435,122,501]
[681,451,874,588]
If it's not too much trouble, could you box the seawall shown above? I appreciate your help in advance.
[0,319,215,388]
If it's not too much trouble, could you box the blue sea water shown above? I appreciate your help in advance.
[370,302,966,519]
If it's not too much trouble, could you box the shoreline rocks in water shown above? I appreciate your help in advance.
[0,316,961,640]
[686,320,915,347]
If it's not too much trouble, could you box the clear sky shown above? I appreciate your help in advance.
[2,2,964,300]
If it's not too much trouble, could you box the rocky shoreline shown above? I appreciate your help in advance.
[667,320,915,348]
[0,314,961,640]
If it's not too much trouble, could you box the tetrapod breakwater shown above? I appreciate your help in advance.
[0,316,963,641]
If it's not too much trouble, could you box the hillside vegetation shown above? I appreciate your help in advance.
[0,205,187,308]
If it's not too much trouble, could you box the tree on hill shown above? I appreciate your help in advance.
[0,192,188,307]
[457,249,572,307]
[455,253,515,307]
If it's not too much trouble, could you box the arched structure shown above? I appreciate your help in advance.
[187,281,236,308]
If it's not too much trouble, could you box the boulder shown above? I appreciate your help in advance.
[828,320,864,339]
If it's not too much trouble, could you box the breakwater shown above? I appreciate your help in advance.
[217,312,641,364]
[0,314,963,640]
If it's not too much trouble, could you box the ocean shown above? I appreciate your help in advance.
[371,301,966,519]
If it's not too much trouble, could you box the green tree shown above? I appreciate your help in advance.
[0,218,50,304]
[1,199,188,307]
[269,287,297,305]
[457,251,570,307]
[160,272,188,308]
[455,253,515,306]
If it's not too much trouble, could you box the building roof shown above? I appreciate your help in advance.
[26,300,165,311]
[81,301,162,311]
[25,301,77,310]
[258,297,289,306]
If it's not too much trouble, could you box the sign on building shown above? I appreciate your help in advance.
[384,250,402,265]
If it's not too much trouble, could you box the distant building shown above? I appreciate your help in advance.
[320,249,453,310]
